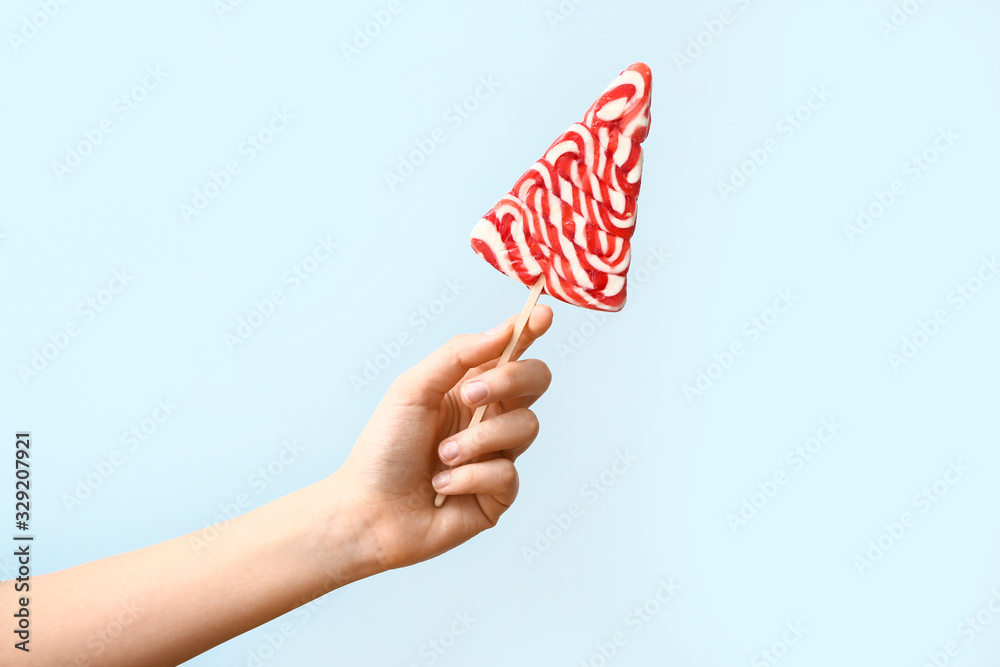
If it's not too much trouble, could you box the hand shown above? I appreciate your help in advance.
[5,305,550,667]
[333,306,553,571]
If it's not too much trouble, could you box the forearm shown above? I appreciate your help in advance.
[2,474,382,666]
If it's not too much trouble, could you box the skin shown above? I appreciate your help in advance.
[1,306,553,666]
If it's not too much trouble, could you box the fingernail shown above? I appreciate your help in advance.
[432,471,451,491]
[462,381,489,404]
[485,321,511,335]
[440,440,460,463]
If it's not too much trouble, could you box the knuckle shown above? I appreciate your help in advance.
[455,466,473,489]
[497,460,518,487]
[518,358,550,387]
[505,360,533,388]
[450,466,473,492]
[539,361,552,388]
[517,408,540,438]
[446,334,468,356]
[466,426,487,455]
[386,371,415,396]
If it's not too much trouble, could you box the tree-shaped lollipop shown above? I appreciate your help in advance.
[436,63,652,507]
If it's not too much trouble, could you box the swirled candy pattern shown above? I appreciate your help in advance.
[470,62,652,312]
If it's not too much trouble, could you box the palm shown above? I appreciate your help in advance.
[347,367,507,568]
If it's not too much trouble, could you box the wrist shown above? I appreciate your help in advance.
[305,473,387,591]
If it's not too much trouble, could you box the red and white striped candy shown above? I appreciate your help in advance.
[470,62,652,312]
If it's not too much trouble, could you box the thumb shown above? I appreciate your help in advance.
[388,318,517,408]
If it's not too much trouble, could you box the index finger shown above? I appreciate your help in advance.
[508,304,554,362]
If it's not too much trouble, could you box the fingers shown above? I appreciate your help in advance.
[389,305,553,409]
[459,358,552,410]
[438,408,539,466]
[389,316,520,408]
[509,305,554,362]
[432,458,519,506]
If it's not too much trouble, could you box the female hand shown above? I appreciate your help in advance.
[333,305,553,571]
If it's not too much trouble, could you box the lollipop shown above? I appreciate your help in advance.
[471,62,651,311]
[435,63,652,507]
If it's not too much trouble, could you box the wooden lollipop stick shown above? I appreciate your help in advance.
[434,276,546,508]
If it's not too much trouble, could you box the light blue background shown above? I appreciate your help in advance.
[3,0,1000,665]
